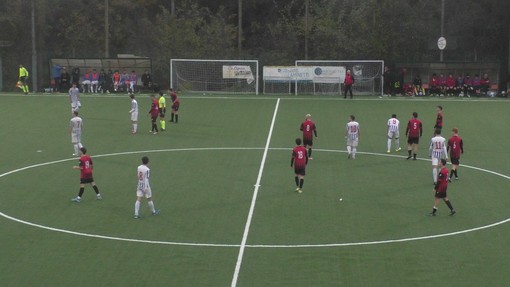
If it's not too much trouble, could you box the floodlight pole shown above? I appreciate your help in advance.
[238,0,242,56]
[31,0,38,92]
[105,0,109,58]
[440,0,445,62]
[305,0,309,60]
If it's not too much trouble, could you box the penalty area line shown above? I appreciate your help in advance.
[231,98,280,287]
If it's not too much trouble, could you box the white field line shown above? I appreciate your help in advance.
[1,148,510,249]
[230,98,280,287]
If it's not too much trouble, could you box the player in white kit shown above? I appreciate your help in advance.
[345,115,360,159]
[387,114,401,153]
[134,156,160,219]
[69,111,83,156]
[69,83,81,114]
[129,94,138,134]
[429,128,448,184]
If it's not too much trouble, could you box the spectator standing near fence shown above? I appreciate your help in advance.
[51,64,62,92]
[142,70,152,91]
[71,65,80,85]
[343,70,355,99]
[60,67,71,92]
[383,66,392,96]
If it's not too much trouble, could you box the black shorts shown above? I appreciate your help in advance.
[303,138,313,147]
[20,76,27,84]
[407,137,419,145]
[172,104,179,112]
[80,177,94,184]
[451,157,460,165]
[435,191,447,198]
[159,110,166,117]
[294,168,306,176]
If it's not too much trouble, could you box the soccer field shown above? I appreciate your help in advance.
[1,93,510,286]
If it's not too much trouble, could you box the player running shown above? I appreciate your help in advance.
[429,158,456,216]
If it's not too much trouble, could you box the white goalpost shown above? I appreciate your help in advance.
[294,60,384,96]
[170,59,259,94]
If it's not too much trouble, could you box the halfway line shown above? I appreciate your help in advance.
[231,98,280,287]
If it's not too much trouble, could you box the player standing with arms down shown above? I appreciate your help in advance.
[434,106,444,132]
[447,127,464,181]
[291,138,308,193]
[134,156,160,218]
[300,114,318,159]
[129,94,138,134]
[71,147,102,202]
[169,88,180,123]
[69,83,81,114]
[429,128,448,184]
[69,111,83,156]
[343,70,355,99]
[345,115,360,159]
[148,95,159,134]
[429,159,456,216]
[406,112,423,160]
[386,114,401,153]
[158,92,166,131]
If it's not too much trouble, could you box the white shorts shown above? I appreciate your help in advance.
[137,187,152,199]
[82,80,91,85]
[388,130,399,139]
[347,139,359,147]
[431,157,440,166]
[72,133,81,144]
[131,112,138,121]
[91,80,99,85]
[71,101,81,111]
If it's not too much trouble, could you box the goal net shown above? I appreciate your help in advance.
[170,59,259,94]
[294,60,384,96]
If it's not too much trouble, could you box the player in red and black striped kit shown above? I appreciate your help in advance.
[406,112,423,160]
[434,105,443,132]
[430,159,456,216]
[300,114,318,159]
[447,127,464,181]
[149,94,159,134]
[291,138,308,193]
[71,147,102,202]
[169,88,180,123]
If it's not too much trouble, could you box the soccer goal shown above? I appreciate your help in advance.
[170,59,259,95]
[294,60,384,96]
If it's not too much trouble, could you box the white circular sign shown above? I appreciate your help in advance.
[437,37,447,50]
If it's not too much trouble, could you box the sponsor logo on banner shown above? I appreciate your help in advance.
[223,65,255,84]
[264,66,345,83]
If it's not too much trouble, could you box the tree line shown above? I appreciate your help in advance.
[0,0,508,91]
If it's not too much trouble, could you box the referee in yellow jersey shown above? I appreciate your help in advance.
[18,64,29,94]
[158,92,166,131]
